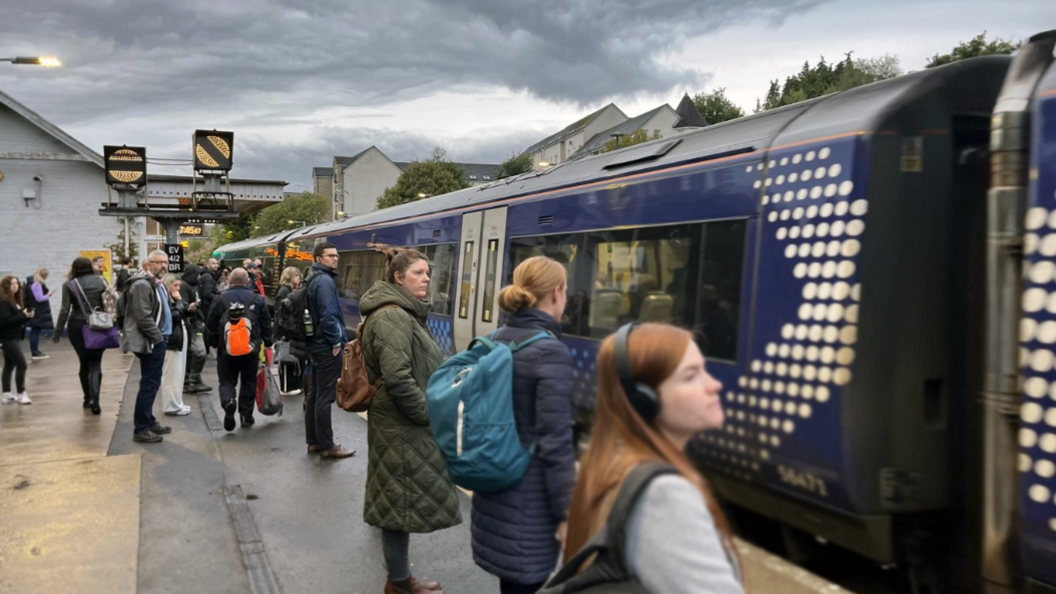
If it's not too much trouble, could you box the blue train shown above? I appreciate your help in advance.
[215,31,1056,593]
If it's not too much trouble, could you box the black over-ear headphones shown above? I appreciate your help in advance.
[614,323,660,423]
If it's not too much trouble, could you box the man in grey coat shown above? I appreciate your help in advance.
[121,250,173,444]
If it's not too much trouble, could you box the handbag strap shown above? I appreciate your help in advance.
[70,279,91,318]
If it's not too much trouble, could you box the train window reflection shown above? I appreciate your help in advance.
[459,242,474,319]
[337,250,387,301]
[481,239,499,323]
[415,243,456,315]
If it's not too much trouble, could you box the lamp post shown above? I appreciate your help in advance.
[0,56,61,67]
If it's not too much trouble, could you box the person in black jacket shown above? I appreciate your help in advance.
[471,256,576,594]
[205,267,273,432]
[274,266,308,395]
[0,275,33,404]
[179,264,211,394]
[199,258,220,317]
[25,268,55,359]
[54,257,110,414]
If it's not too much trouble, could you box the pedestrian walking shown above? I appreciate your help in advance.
[218,268,231,292]
[53,257,110,414]
[25,268,55,359]
[360,248,460,594]
[304,243,354,459]
[116,257,137,293]
[275,266,308,395]
[179,264,211,394]
[199,258,220,320]
[554,323,743,594]
[160,274,192,416]
[205,267,272,432]
[470,256,576,594]
[0,275,33,405]
[121,250,172,443]
[92,255,118,313]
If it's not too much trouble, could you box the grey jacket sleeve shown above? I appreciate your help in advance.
[131,282,163,346]
[625,475,744,594]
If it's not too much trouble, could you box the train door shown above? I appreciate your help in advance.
[474,207,509,339]
[453,211,483,351]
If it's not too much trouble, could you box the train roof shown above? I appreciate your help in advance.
[214,54,1012,256]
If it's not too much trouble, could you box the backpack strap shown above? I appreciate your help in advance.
[542,463,679,591]
[509,330,556,352]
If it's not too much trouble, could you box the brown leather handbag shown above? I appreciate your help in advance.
[336,305,398,412]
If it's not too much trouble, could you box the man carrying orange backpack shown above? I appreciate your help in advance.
[205,267,273,432]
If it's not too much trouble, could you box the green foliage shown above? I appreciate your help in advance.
[216,214,257,245]
[105,216,138,262]
[926,31,1021,68]
[692,88,745,125]
[376,146,471,209]
[497,152,534,179]
[755,53,904,112]
[599,128,663,153]
[252,191,330,237]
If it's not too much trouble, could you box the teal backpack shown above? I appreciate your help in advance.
[426,330,555,493]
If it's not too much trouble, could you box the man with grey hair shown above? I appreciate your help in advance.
[122,249,173,444]
[206,267,273,431]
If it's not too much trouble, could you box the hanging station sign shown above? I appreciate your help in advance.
[192,130,234,171]
[103,145,147,188]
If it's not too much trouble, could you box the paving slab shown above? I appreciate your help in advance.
[735,539,854,594]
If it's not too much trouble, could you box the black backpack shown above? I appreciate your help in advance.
[538,463,678,594]
[116,276,156,329]
[277,272,322,343]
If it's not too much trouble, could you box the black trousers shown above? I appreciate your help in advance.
[1,338,27,393]
[68,319,105,402]
[217,352,258,417]
[500,579,547,594]
[183,326,206,383]
[306,349,341,451]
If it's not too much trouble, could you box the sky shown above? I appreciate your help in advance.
[1,0,1051,190]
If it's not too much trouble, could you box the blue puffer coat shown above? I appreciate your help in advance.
[471,308,576,585]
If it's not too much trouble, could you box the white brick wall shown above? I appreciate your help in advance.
[0,104,121,327]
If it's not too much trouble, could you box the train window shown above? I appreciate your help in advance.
[508,234,585,334]
[692,220,746,361]
[415,243,457,315]
[337,249,387,301]
[481,239,499,323]
[459,242,474,319]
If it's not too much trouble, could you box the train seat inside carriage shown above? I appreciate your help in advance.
[639,291,674,323]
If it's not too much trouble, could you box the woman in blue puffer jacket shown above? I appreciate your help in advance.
[471,256,576,594]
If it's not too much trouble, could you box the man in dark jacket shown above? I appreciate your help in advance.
[179,264,211,394]
[199,258,220,356]
[206,267,273,432]
[304,242,353,459]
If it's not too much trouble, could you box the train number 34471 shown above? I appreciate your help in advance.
[777,465,830,497]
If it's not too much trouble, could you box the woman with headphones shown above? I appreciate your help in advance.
[557,323,744,594]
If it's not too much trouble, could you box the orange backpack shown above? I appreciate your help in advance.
[220,297,256,357]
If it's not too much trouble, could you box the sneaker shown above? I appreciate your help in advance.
[133,430,163,443]
[223,400,236,432]
[164,407,192,416]
[31,352,49,360]
[240,414,255,428]
[1,392,15,404]
[16,392,32,405]
[149,423,172,435]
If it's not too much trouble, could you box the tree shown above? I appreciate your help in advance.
[216,213,257,245]
[497,152,533,179]
[926,31,1021,68]
[692,88,745,125]
[252,191,330,238]
[755,52,903,112]
[105,216,138,263]
[599,128,662,153]
[377,146,471,209]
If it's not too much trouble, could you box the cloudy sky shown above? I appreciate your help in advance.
[1,0,1050,189]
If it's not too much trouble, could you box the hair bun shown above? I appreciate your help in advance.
[497,284,536,313]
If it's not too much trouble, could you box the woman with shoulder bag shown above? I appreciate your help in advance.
[545,323,744,594]
[25,267,55,359]
[160,274,192,416]
[0,276,33,404]
[54,257,110,414]
[359,248,461,594]
[471,256,576,594]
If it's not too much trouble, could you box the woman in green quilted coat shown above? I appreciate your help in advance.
[360,248,461,594]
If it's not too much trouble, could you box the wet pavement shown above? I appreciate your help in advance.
[0,343,854,594]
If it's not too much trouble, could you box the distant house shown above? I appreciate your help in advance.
[524,103,628,168]
[569,104,681,161]
[311,167,333,200]
[327,146,499,217]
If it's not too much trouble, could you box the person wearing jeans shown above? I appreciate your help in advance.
[25,268,54,359]
[121,251,172,444]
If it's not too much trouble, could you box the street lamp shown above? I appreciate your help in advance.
[1,56,61,67]
[287,219,307,228]
[417,193,433,199]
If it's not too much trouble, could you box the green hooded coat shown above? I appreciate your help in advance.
[359,280,462,533]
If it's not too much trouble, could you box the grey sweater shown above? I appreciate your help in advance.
[625,475,744,594]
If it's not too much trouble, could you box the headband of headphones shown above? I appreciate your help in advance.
[614,323,660,422]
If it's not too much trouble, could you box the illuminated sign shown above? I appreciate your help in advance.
[193,130,234,171]
[103,145,147,187]
[179,224,204,236]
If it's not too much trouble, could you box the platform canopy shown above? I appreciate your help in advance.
[100,173,287,221]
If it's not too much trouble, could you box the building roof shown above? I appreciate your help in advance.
[0,87,104,167]
[674,93,708,128]
[312,166,333,177]
[569,104,675,160]
[332,146,497,181]
[523,103,625,156]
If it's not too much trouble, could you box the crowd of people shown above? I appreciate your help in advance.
[1,245,744,594]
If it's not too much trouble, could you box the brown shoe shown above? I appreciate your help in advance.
[307,444,320,454]
[321,445,355,459]
[383,577,443,594]
[411,577,442,592]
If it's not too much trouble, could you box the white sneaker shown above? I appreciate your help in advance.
[16,392,32,405]
[1,392,15,404]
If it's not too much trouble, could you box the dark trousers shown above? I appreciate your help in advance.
[134,342,166,433]
[184,327,206,383]
[500,580,547,594]
[218,352,258,417]
[1,338,27,393]
[68,319,105,403]
[29,327,42,354]
[306,349,341,451]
